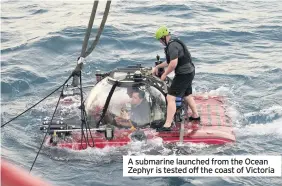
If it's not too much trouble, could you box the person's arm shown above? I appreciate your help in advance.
[164,58,178,75]
[152,61,168,76]
[156,61,168,68]
[161,58,178,80]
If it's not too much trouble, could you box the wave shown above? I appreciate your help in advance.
[236,118,282,138]
[30,9,48,15]
[1,66,48,94]
[125,4,192,14]
[244,105,282,124]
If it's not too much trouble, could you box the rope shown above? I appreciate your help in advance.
[84,0,112,57]
[72,0,112,87]
[81,0,99,57]
[29,75,72,172]
[78,72,95,149]
[29,89,63,172]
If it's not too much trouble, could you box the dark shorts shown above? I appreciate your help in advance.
[168,70,195,97]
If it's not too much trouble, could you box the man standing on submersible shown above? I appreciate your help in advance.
[152,26,200,131]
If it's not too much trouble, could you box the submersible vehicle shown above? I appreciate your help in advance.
[40,60,236,150]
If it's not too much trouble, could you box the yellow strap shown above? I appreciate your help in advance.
[130,126,136,131]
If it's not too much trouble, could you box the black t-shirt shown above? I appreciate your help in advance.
[166,39,194,74]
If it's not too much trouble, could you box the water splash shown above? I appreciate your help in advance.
[244,105,282,124]
[236,118,282,138]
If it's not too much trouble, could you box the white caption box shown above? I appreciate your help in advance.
[123,155,282,177]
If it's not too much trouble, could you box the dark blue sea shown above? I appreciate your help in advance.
[1,0,282,185]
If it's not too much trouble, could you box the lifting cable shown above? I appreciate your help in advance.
[72,0,112,149]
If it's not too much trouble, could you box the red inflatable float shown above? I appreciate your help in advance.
[1,159,51,186]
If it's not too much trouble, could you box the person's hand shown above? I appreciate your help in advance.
[161,73,167,81]
[115,116,127,125]
[115,116,131,127]
[120,109,129,120]
[152,67,159,76]
[122,111,129,120]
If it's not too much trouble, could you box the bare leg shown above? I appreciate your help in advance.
[184,95,199,118]
[163,94,176,127]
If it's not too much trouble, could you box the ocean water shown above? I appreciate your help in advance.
[1,0,282,185]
